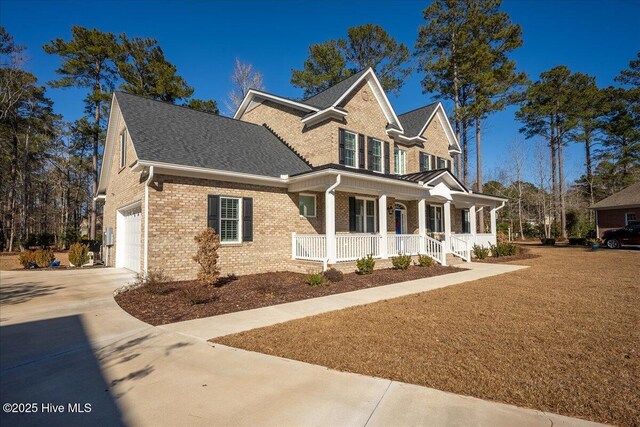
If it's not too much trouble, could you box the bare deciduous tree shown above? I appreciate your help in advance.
[225,58,264,115]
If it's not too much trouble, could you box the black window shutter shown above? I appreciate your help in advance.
[431,155,436,170]
[242,198,253,242]
[419,153,425,171]
[358,134,365,169]
[207,195,220,234]
[367,137,374,171]
[384,142,390,174]
[349,197,356,232]
[338,129,345,165]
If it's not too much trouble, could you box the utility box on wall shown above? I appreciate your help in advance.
[104,227,114,246]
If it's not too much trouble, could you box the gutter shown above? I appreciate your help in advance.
[143,165,154,275]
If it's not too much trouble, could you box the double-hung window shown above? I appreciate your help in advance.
[355,198,376,233]
[120,129,127,169]
[371,139,383,172]
[344,131,357,168]
[420,152,431,172]
[437,157,449,170]
[625,212,637,226]
[394,146,407,175]
[220,197,241,243]
[428,205,443,233]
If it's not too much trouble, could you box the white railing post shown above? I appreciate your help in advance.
[490,207,497,242]
[379,194,388,259]
[443,200,451,257]
[418,198,426,254]
[469,205,477,247]
[291,232,296,259]
[326,189,337,263]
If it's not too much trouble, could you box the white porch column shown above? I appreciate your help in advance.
[490,206,497,243]
[418,198,426,253]
[444,200,452,253]
[379,194,388,259]
[469,205,477,244]
[326,189,337,263]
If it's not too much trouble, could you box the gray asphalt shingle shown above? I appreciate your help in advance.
[303,69,370,109]
[397,103,439,137]
[115,92,312,178]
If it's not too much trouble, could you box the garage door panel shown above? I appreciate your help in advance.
[117,205,142,273]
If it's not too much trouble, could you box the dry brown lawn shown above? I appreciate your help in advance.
[0,251,69,270]
[215,246,640,426]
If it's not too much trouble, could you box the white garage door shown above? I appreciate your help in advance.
[116,205,142,272]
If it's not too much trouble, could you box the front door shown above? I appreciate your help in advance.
[395,204,407,234]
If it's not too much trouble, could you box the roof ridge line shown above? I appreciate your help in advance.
[262,124,313,168]
[398,102,440,117]
[302,67,370,102]
[114,91,267,129]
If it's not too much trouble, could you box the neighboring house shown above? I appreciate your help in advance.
[590,182,640,238]
[96,67,506,279]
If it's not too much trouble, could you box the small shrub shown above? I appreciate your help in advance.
[540,238,556,246]
[491,242,519,257]
[68,242,89,266]
[34,249,55,268]
[180,285,215,305]
[18,251,36,268]
[356,254,375,275]
[586,237,602,246]
[568,237,586,246]
[416,254,433,267]
[391,254,412,270]
[323,268,344,282]
[307,272,328,287]
[193,228,220,286]
[472,244,490,260]
[137,269,172,295]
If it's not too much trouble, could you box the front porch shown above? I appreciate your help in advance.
[288,169,504,267]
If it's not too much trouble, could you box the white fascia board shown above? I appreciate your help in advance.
[233,89,318,119]
[288,168,421,191]
[133,160,289,187]
[423,170,467,193]
[300,107,347,125]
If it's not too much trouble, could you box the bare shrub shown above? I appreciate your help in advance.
[193,228,221,285]
[180,284,216,305]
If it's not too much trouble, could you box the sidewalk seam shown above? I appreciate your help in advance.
[363,380,393,426]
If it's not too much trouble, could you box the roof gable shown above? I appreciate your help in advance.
[591,182,640,209]
[397,103,439,137]
[303,69,369,109]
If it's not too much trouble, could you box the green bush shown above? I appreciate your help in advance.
[306,272,327,287]
[491,242,519,257]
[68,242,89,266]
[18,251,36,268]
[391,254,412,270]
[416,254,433,267]
[472,244,490,260]
[34,250,55,268]
[323,268,344,282]
[356,254,375,275]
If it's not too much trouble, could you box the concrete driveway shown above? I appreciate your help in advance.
[0,268,604,427]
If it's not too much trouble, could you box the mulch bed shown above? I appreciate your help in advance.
[115,264,463,326]
[216,246,640,426]
[473,246,540,264]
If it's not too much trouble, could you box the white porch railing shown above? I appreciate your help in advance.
[451,233,496,248]
[449,234,471,262]
[423,235,444,263]
[387,234,422,257]
[291,234,326,261]
[336,234,381,261]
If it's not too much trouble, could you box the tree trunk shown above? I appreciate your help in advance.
[475,117,484,233]
[550,116,557,235]
[90,96,100,240]
[584,131,594,218]
[558,138,567,239]
[4,132,19,251]
[462,119,469,186]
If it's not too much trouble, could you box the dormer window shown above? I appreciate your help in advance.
[344,130,357,168]
[120,129,127,169]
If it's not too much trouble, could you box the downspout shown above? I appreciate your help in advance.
[143,166,154,276]
[324,174,341,269]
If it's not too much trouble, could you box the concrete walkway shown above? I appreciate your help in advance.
[161,262,527,339]
[0,266,605,427]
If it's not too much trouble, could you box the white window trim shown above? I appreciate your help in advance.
[437,156,450,170]
[371,138,384,173]
[394,146,407,175]
[299,193,317,218]
[120,129,127,169]
[355,196,377,233]
[625,212,637,226]
[344,130,358,169]
[220,196,242,244]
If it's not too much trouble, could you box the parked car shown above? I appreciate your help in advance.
[602,221,640,248]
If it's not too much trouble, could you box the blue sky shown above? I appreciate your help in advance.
[2,0,639,182]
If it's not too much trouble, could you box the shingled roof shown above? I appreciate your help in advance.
[590,182,640,209]
[302,68,369,109]
[397,103,439,137]
[115,92,312,178]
